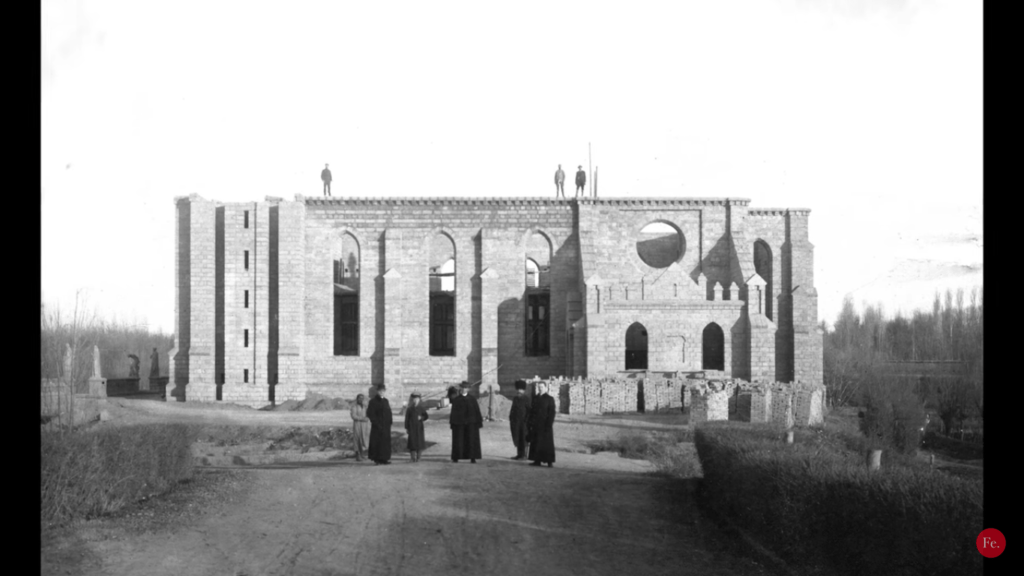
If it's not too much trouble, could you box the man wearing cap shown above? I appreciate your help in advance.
[321,163,332,197]
[449,381,483,463]
[367,383,393,465]
[528,382,556,467]
[575,165,586,198]
[509,380,531,460]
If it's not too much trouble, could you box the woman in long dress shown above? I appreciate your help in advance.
[350,394,371,461]
[404,393,429,462]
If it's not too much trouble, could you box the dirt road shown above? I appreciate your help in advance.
[46,400,772,576]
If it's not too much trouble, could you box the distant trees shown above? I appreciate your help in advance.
[822,286,983,440]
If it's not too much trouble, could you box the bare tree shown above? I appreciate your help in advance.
[41,290,96,434]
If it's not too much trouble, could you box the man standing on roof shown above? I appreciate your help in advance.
[575,165,586,198]
[554,165,565,198]
[321,163,332,197]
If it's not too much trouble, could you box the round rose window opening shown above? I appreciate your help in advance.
[636,222,684,268]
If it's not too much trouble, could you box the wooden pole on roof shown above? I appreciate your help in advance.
[588,142,592,197]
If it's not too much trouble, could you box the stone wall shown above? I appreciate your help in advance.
[173,195,821,406]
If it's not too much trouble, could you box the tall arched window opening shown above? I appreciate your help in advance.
[524,232,552,356]
[702,323,725,370]
[429,233,456,356]
[754,240,773,320]
[333,233,360,356]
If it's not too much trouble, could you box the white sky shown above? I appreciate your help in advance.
[41,0,982,333]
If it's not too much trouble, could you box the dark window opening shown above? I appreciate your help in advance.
[702,323,725,371]
[334,295,359,356]
[244,250,249,270]
[244,210,249,229]
[244,290,249,308]
[754,240,773,320]
[429,293,456,356]
[244,329,249,348]
[525,294,550,356]
[243,368,249,383]
[625,322,648,370]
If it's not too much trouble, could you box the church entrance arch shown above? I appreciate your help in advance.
[625,322,648,370]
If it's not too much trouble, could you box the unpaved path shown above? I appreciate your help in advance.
[47,400,772,576]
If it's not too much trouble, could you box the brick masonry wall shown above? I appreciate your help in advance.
[186,196,217,402]
[175,196,821,403]
[169,198,190,398]
[301,199,577,398]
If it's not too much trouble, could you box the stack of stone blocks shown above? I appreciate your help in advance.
[688,379,734,425]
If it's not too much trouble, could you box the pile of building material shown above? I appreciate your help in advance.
[735,381,773,423]
[790,382,825,426]
[770,385,795,429]
[688,379,734,424]
[642,378,685,412]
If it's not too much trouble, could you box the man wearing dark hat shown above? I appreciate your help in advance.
[528,381,556,467]
[449,381,483,463]
[321,163,332,197]
[367,383,393,465]
[575,165,586,198]
[509,380,532,460]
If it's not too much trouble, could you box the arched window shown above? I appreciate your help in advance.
[526,232,552,287]
[333,233,359,356]
[702,323,725,371]
[524,231,552,356]
[525,258,540,288]
[429,233,456,356]
[754,240,773,320]
[625,322,648,370]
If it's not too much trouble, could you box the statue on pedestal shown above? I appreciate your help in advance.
[128,354,141,378]
[93,345,102,379]
[150,348,160,378]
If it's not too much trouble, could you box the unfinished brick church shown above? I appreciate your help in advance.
[170,195,823,408]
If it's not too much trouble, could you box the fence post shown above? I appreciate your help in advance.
[867,449,882,471]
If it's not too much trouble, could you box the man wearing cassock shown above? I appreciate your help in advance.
[509,380,531,460]
[367,383,393,465]
[528,381,556,467]
[449,381,483,463]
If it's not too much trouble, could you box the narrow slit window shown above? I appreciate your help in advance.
[244,250,249,270]
[244,290,249,308]
[244,210,250,229]
[244,329,249,348]
[243,369,249,383]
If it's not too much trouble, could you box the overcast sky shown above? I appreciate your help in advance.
[41,0,982,333]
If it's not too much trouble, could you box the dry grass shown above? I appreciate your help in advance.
[41,424,197,528]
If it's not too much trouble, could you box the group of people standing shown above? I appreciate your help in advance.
[347,380,557,467]
[554,164,587,199]
[321,162,589,201]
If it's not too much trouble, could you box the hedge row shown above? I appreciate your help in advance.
[693,421,982,576]
[41,424,196,527]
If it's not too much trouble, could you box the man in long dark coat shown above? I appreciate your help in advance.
[509,380,531,460]
[450,381,483,463]
[528,382,556,467]
[367,383,393,465]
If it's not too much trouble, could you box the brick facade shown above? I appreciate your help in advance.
[172,196,822,408]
